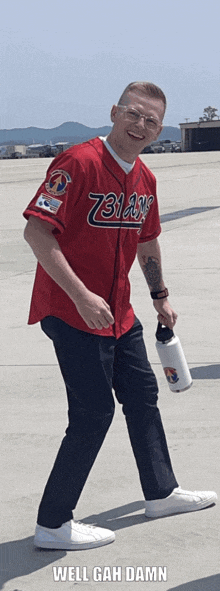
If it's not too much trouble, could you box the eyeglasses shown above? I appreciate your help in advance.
[118,106,161,130]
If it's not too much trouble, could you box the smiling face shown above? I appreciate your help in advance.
[107,90,164,163]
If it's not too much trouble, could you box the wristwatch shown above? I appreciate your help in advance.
[150,288,169,300]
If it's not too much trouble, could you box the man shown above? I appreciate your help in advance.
[23,81,217,550]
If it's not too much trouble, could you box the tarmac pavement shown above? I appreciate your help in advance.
[1,151,220,591]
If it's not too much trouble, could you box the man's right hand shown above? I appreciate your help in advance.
[74,290,115,330]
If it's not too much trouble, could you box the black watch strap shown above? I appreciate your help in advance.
[150,288,169,300]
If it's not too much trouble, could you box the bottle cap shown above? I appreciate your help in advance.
[156,321,174,343]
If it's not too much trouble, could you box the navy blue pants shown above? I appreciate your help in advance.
[37,316,178,528]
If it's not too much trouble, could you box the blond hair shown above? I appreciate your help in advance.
[118,81,167,111]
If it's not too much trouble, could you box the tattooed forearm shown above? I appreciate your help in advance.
[141,256,163,291]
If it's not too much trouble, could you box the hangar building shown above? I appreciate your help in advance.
[179,119,220,152]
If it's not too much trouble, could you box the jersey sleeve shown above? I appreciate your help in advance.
[138,175,161,243]
[23,150,85,234]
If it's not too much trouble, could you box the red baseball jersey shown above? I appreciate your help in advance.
[23,137,161,338]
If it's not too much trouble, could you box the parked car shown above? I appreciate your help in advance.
[10,151,23,159]
[39,146,59,158]
[141,145,154,154]
[171,144,181,152]
[155,145,165,153]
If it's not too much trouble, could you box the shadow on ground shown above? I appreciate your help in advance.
[167,573,220,591]
[81,500,216,529]
[190,364,220,379]
[1,506,218,588]
[0,503,145,589]
[0,537,66,590]
[81,500,146,530]
[161,206,220,224]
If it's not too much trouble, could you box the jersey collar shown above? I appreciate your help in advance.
[87,136,142,184]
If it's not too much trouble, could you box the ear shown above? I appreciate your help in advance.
[155,124,163,140]
[110,105,118,123]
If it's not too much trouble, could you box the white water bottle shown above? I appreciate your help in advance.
[155,322,193,392]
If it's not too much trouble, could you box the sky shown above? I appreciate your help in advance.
[1,0,219,130]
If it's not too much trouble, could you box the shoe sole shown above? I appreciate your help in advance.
[145,497,217,518]
[34,535,115,550]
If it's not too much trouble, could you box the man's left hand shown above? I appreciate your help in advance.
[153,299,178,329]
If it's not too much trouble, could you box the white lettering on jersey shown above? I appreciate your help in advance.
[87,192,154,232]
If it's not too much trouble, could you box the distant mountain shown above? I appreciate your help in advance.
[0,121,181,145]
[159,126,181,140]
[0,122,112,145]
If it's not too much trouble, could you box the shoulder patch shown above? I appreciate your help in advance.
[45,169,72,196]
[35,194,63,214]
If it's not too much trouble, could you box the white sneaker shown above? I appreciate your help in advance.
[34,519,115,550]
[145,487,217,518]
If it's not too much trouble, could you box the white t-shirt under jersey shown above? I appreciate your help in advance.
[100,136,135,174]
